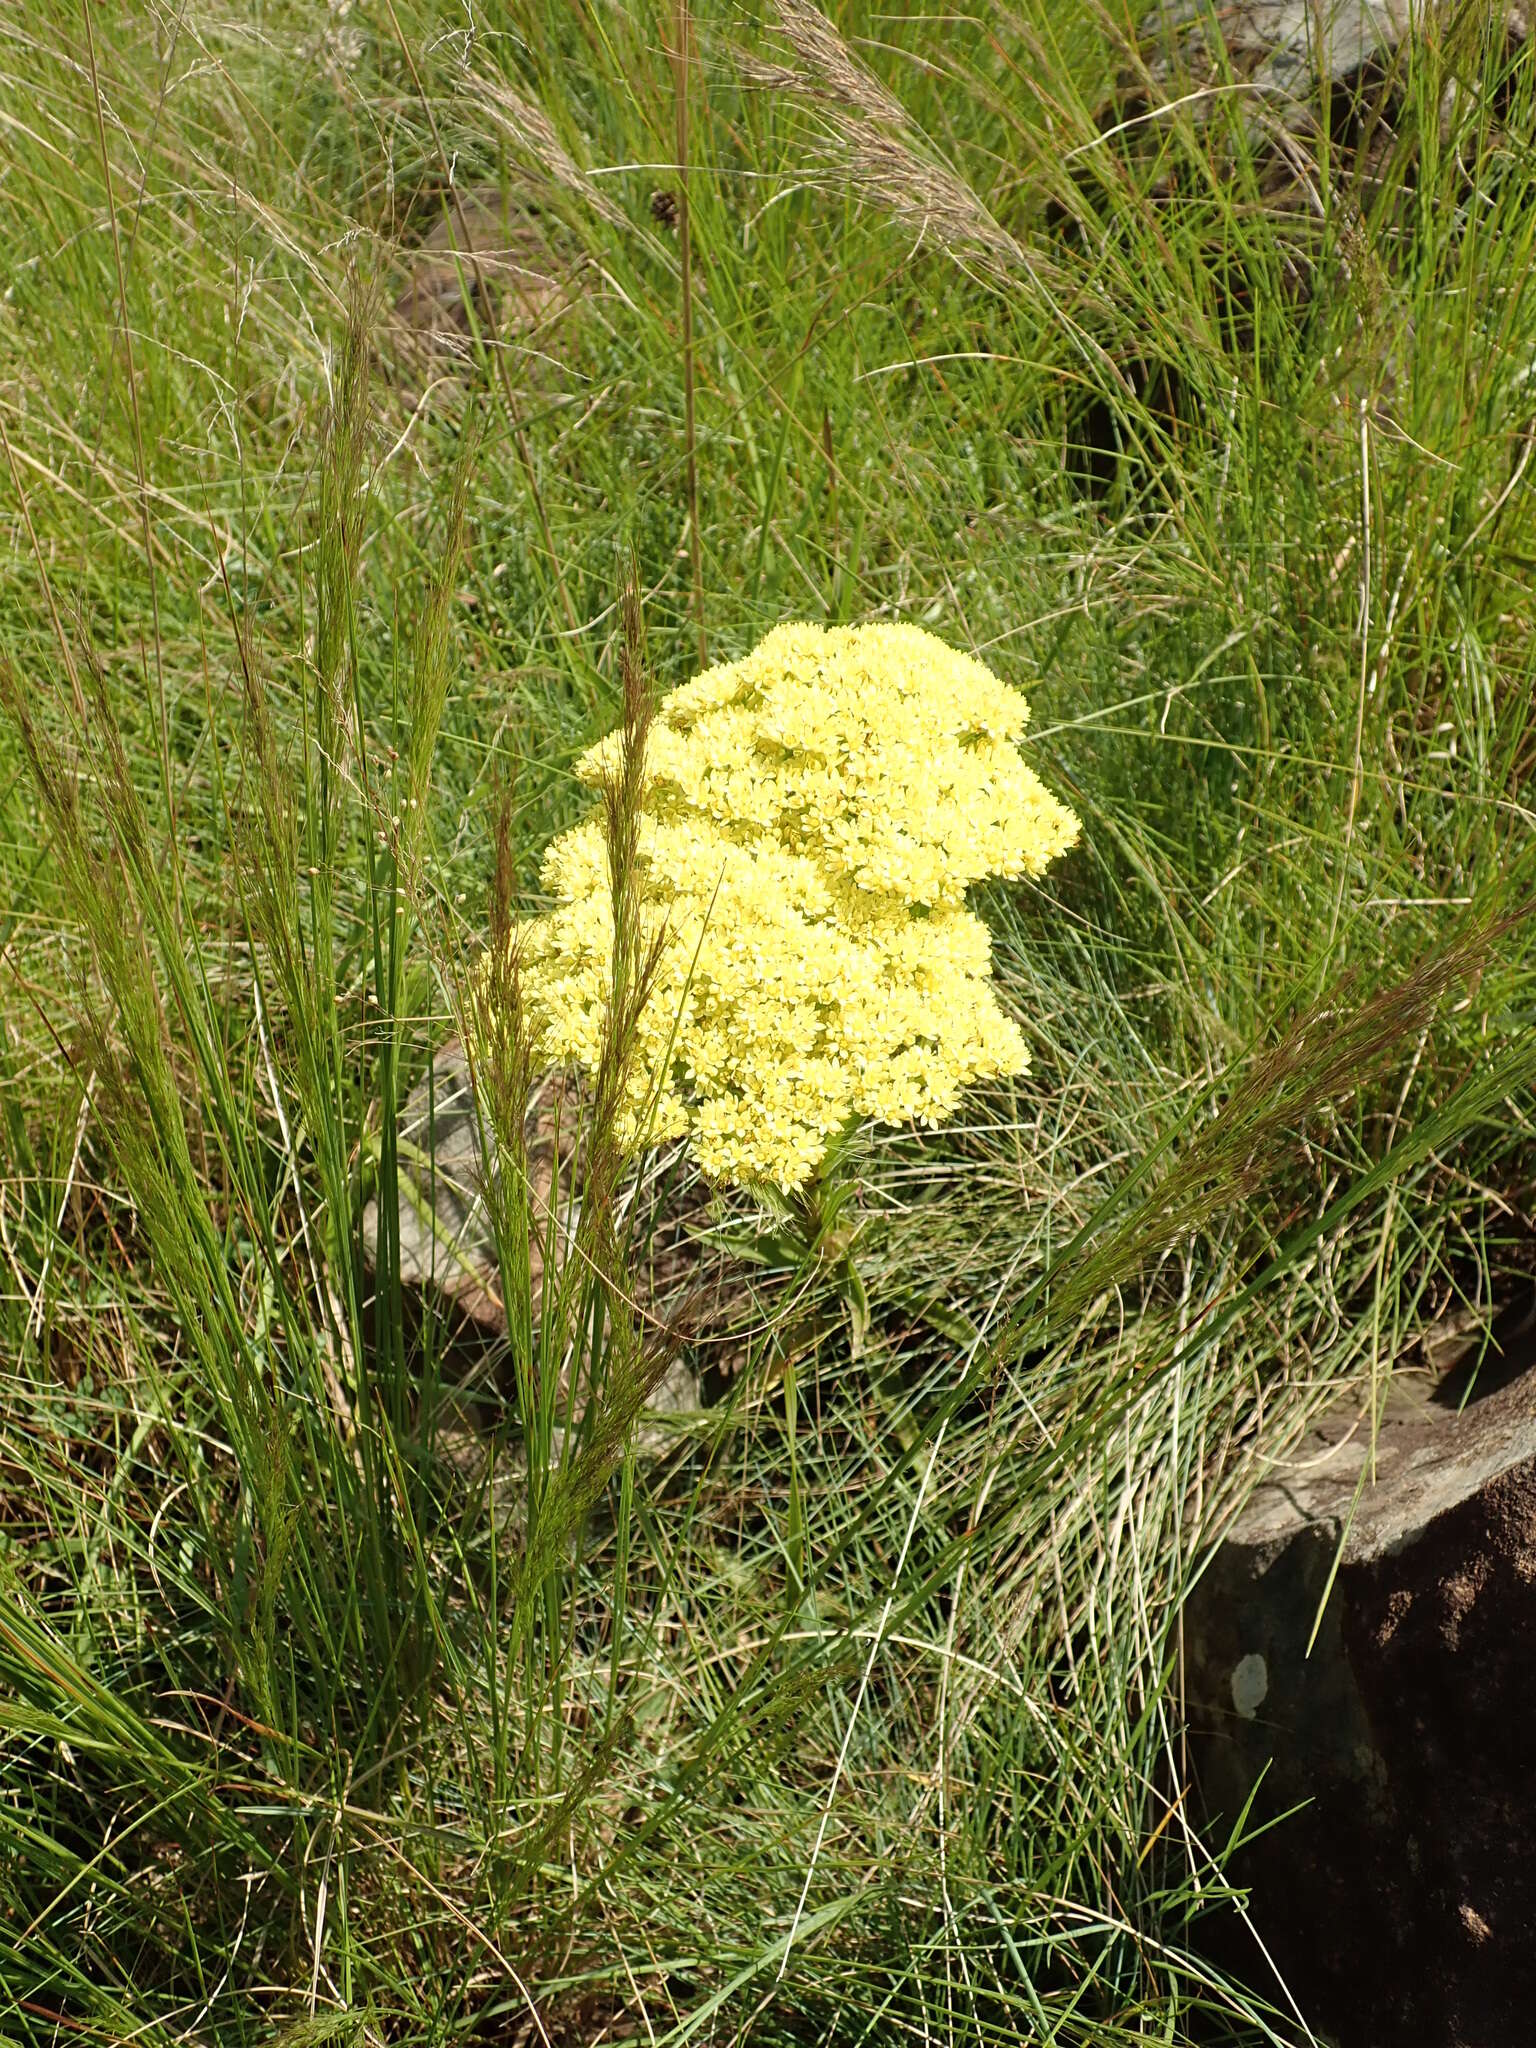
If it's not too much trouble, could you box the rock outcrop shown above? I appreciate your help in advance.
[1186,1328,1536,2046]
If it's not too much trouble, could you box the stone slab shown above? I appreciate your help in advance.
[1185,1330,1536,2046]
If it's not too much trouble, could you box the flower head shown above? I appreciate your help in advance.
[507,622,1079,1191]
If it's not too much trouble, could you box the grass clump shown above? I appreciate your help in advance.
[0,3,1532,2044]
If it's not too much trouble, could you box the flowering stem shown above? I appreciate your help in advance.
[774,1155,863,1615]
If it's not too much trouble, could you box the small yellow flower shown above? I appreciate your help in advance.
[508,622,1080,1191]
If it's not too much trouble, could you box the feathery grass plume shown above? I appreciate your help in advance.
[754,0,911,127]
[748,0,1047,290]
[508,622,1079,1192]
[465,71,626,229]
[1007,912,1528,1368]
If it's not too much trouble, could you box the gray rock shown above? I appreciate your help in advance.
[392,184,576,360]
[1221,1360,1536,1567]
[1140,0,1528,169]
[367,1040,495,1330]
[364,1039,706,1426]
[1185,1340,1536,2046]
[1145,2,1425,101]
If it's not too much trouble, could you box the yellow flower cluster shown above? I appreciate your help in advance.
[513,622,1080,1191]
